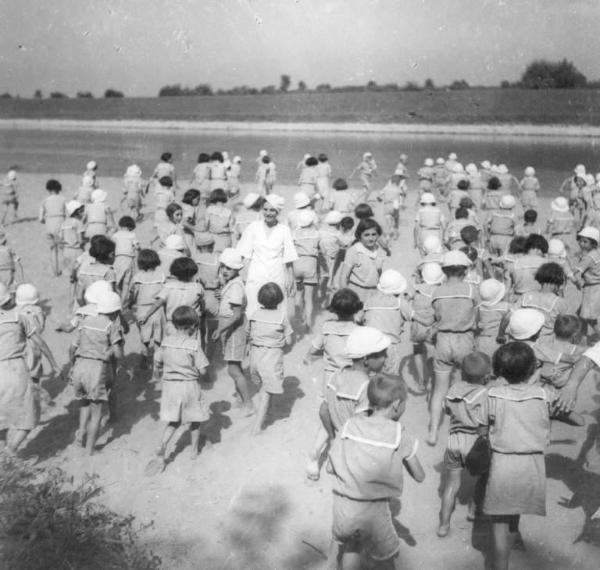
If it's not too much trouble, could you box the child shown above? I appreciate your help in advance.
[328,373,424,569]
[83,160,98,188]
[205,188,234,253]
[208,151,227,191]
[462,246,482,287]
[153,176,175,227]
[158,234,186,276]
[147,305,208,474]
[448,179,470,220]
[0,230,19,287]
[438,351,491,537]
[181,188,206,249]
[429,250,478,445]
[70,290,124,454]
[483,176,503,211]
[86,189,115,239]
[547,196,577,253]
[130,249,166,368]
[330,178,355,216]
[573,226,600,337]
[417,235,445,267]
[74,235,117,306]
[487,194,516,257]
[39,179,66,276]
[339,219,386,303]
[508,234,548,300]
[151,152,177,192]
[190,153,211,198]
[248,282,293,434]
[443,208,470,250]
[287,192,313,230]
[212,248,251,414]
[292,210,320,330]
[520,166,540,209]
[338,216,355,249]
[111,216,139,305]
[233,193,264,243]
[298,156,319,198]
[1,169,19,224]
[193,233,219,339]
[58,200,86,275]
[466,163,484,210]
[122,164,145,221]
[362,270,412,376]
[256,155,276,195]
[156,202,185,249]
[227,155,242,202]
[380,174,406,238]
[414,193,445,253]
[476,279,509,357]
[316,153,332,207]
[519,209,540,237]
[351,152,377,194]
[318,210,343,297]
[417,158,435,196]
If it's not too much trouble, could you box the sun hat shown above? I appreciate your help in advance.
[259,149,268,157]
[265,194,285,211]
[195,232,215,247]
[377,270,407,295]
[345,326,391,359]
[586,174,595,185]
[551,196,569,213]
[448,152,458,161]
[453,163,464,173]
[421,262,444,285]
[498,164,509,174]
[15,284,39,306]
[480,160,491,170]
[424,158,434,167]
[524,166,535,177]
[548,238,567,258]
[7,169,16,180]
[0,283,11,306]
[126,164,141,177]
[84,280,113,305]
[490,164,500,173]
[422,235,443,254]
[465,163,477,174]
[363,152,373,159]
[96,291,122,314]
[436,157,445,165]
[91,189,107,203]
[578,226,600,243]
[82,174,95,187]
[500,194,516,209]
[66,200,83,217]
[507,308,545,340]
[596,173,600,183]
[574,164,586,176]
[165,234,185,251]
[243,192,260,209]
[442,250,471,267]
[420,192,436,205]
[293,192,311,209]
[479,279,506,307]
[233,156,242,163]
[324,210,342,225]
[219,247,244,270]
[86,160,97,171]
[297,209,317,228]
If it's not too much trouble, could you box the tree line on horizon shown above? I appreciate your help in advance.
[0,59,595,100]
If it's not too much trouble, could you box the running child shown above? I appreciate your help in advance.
[86,189,115,239]
[111,216,140,306]
[122,164,145,221]
[573,226,600,337]
[0,230,19,287]
[520,167,540,209]
[73,235,117,306]
[58,200,86,275]
[205,188,234,253]
[39,179,66,276]
[1,169,19,224]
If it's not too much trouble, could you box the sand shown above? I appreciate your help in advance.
[3,172,599,569]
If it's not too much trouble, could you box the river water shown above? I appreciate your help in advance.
[1,127,598,194]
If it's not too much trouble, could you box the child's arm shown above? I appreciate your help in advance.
[318,401,335,440]
[139,298,166,324]
[495,311,511,344]
[403,454,425,483]
[30,333,61,376]
[212,305,243,341]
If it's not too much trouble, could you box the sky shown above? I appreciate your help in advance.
[1,0,599,97]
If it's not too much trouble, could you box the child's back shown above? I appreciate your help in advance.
[310,319,358,376]
[325,368,370,432]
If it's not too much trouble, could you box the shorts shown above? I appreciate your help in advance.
[0,358,38,431]
[410,320,431,345]
[521,190,538,209]
[203,290,220,319]
[444,431,478,470]
[71,358,113,402]
[250,345,284,394]
[136,309,164,346]
[434,331,474,373]
[347,282,376,305]
[126,195,142,210]
[383,342,402,376]
[580,284,600,320]
[45,217,63,239]
[332,494,400,562]
[160,380,208,423]
[222,323,247,362]
[86,222,107,238]
[488,235,512,257]
[293,256,318,285]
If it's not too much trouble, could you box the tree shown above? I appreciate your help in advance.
[104,88,124,98]
[403,81,421,92]
[448,79,470,90]
[49,91,68,98]
[191,83,212,95]
[76,91,94,98]
[520,59,587,89]
[297,80,307,92]
[366,80,378,91]
[261,85,276,94]
[0,92,12,99]
[279,74,291,93]
[424,78,435,90]
[315,83,331,92]
[33,89,43,99]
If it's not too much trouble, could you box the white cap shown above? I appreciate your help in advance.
[574,164,586,176]
[424,158,434,167]
[7,169,17,180]
[259,149,268,157]
[420,192,436,205]
[500,194,516,209]
[578,226,600,243]
[345,326,391,359]
[324,210,343,225]
[422,235,443,254]
[551,197,569,213]
[479,279,505,307]
[265,194,285,211]
[443,250,471,267]
[453,163,464,173]
[15,284,39,306]
[82,174,95,187]
[363,152,373,159]
[548,238,567,258]
[233,155,242,163]
[524,166,535,176]
[586,173,595,185]
[165,234,185,251]
[399,153,408,162]
[498,164,508,174]
[596,173,600,183]
[436,157,445,165]
[243,192,260,208]
[465,163,477,174]
[293,192,311,209]
[96,291,122,314]
[86,160,97,171]
[219,247,244,270]
[421,262,444,284]
[491,164,500,173]
[126,164,141,177]
[480,160,491,170]
[91,189,107,203]
[297,209,317,228]
[84,280,113,304]
[508,308,545,340]
[377,270,407,295]
[0,283,10,306]
[66,200,83,217]
[303,153,311,160]
[448,152,458,161]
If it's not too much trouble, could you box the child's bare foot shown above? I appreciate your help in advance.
[239,402,256,418]
[190,447,199,461]
[74,430,85,447]
[426,430,438,446]
[306,459,320,481]
[437,523,450,537]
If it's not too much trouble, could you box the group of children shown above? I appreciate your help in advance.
[0,150,598,570]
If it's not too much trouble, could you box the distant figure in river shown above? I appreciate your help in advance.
[190,153,211,201]
[351,152,377,195]
[0,169,19,225]
[83,160,99,189]
[256,155,276,195]
[316,153,332,207]
[150,152,177,195]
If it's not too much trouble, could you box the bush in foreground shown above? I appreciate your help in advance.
[0,457,160,570]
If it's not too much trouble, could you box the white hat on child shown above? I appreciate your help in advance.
[265,194,285,212]
[453,163,464,173]
[86,160,97,171]
[479,279,506,307]
[0,283,10,306]
[297,209,317,228]
[436,157,445,165]
[126,164,141,177]
[66,200,83,217]
[422,235,443,254]
[96,291,122,314]
[480,160,491,170]
[465,163,477,174]
[498,164,509,174]
[586,174,595,185]
[507,308,545,340]
[7,170,17,180]
[424,158,434,167]
[84,280,113,304]
[578,226,600,243]
[421,262,444,285]
[259,149,268,157]
[442,250,471,267]
[551,197,569,212]
[91,189,107,203]
[346,327,391,359]
[500,194,516,209]
[293,192,311,209]
[219,247,244,270]
[448,152,458,161]
[16,284,39,306]
[82,174,95,187]
[243,193,260,209]
[548,238,567,258]
[524,166,535,176]
[324,210,343,225]
[420,192,436,205]
[363,152,373,159]
[574,164,586,176]
[233,156,242,163]
[377,270,407,295]
[165,234,185,251]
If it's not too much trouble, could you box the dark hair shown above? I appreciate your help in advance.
[261,156,271,164]
[182,189,201,204]
[209,188,228,204]
[210,151,224,163]
[460,245,478,263]
[118,216,136,230]
[524,209,538,223]
[554,314,582,341]
[305,156,318,167]
[340,216,355,231]
[493,341,536,384]
[160,152,172,162]
[487,176,501,190]
[442,265,468,278]
[354,203,374,220]
[508,236,528,255]
[170,257,198,281]
[250,196,266,210]
[159,176,173,187]
[172,305,199,330]
[257,282,284,309]
[367,374,407,409]
[460,225,479,245]
[166,203,182,221]
[46,179,62,192]
[318,153,328,162]
[459,196,474,209]
[197,153,210,164]
[457,179,470,191]
[535,262,565,286]
[461,351,491,384]
[455,207,469,220]
[525,234,549,254]
[70,204,85,217]
[329,288,363,318]
[333,178,348,191]
[89,235,115,264]
[354,218,382,240]
[137,248,161,271]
